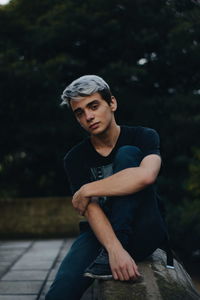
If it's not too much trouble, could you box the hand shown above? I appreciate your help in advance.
[72,186,90,216]
[108,245,141,281]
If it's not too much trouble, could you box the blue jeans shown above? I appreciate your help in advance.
[46,146,167,300]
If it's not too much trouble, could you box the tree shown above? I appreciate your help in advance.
[0,0,200,202]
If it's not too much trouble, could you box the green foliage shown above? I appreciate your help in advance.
[167,198,200,257]
[187,148,200,198]
[167,148,200,257]
[0,0,200,235]
[0,0,200,257]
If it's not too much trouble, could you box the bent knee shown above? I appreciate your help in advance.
[116,145,142,158]
[114,146,143,170]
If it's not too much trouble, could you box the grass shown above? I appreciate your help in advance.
[0,197,85,238]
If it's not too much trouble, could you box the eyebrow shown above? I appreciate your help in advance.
[73,99,100,114]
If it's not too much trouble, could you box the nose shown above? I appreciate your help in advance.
[85,110,94,122]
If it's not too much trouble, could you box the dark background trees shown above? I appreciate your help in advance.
[0,0,200,258]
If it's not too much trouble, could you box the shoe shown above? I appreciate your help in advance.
[84,248,144,282]
[83,248,113,280]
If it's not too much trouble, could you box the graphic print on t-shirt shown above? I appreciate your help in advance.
[90,163,113,207]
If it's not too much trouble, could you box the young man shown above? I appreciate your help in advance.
[46,75,171,300]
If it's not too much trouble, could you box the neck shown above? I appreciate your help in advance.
[91,120,120,151]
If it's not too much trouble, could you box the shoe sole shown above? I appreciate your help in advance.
[84,272,113,280]
[84,272,144,283]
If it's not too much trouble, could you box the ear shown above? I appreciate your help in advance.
[110,96,117,112]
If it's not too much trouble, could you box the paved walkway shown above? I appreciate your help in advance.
[0,239,94,300]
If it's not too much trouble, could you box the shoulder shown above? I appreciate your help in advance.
[134,126,160,145]
[122,125,159,139]
[136,126,159,139]
[122,125,160,156]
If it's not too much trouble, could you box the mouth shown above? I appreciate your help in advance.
[89,122,100,129]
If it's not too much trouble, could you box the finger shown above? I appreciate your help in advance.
[76,204,83,212]
[79,207,85,216]
[122,267,130,281]
[116,269,125,281]
[81,208,87,216]
[112,270,118,280]
[131,259,141,277]
[135,269,141,277]
[127,264,137,280]
[80,209,86,216]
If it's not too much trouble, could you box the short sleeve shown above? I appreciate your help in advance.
[64,154,79,194]
[64,145,91,195]
[136,127,161,157]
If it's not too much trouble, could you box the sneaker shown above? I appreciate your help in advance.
[84,248,144,283]
[83,248,113,280]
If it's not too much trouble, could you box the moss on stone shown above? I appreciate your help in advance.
[99,280,147,300]
[155,272,195,300]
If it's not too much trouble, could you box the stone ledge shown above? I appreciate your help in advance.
[97,249,200,300]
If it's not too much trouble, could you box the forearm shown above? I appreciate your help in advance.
[84,202,141,281]
[82,155,161,198]
[85,202,122,252]
[83,167,149,198]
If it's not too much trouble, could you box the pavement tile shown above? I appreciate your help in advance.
[11,259,53,270]
[0,262,11,275]
[0,250,24,262]
[0,281,43,294]
[0,250,24,255]
[47,262,61,281]
[0,251,23,278]
[0,239,77,299]
[0,241,32,249]
[2,270,48,281]
[0,263,10,267]
[38,294,45,300]
[0,296,36,300]
[21,251,59,261]
[38,280,53,300]
[31,240,63,250]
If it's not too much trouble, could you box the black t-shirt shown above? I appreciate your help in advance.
[64,126,160,195]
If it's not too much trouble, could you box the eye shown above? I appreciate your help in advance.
[91,104,98,110]
[75,110,83,118]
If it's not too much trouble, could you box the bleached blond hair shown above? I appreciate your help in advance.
[61,75,112,107]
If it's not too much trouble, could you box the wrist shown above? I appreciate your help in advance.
[106,239,123,254]
[81,183,94,197]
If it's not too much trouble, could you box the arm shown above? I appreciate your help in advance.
[72,154,161,213]
[85,202,141,281]
[71,154,160,280]
[72,192,140,280]
[84,154,161,197]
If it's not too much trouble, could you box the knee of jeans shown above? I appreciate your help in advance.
[114,146,143,170]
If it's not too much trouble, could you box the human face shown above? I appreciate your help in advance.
[70,93,117,135]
